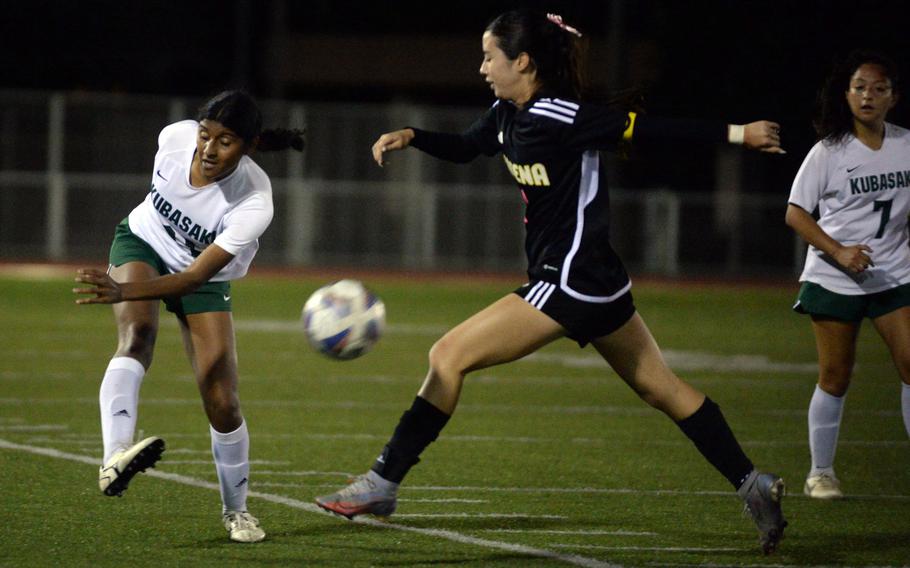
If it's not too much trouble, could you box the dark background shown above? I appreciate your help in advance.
[2,0,908,194]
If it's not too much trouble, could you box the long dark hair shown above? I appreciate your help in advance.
[485,10,588,100]
[813,50,900,145]
[197,90,306,152]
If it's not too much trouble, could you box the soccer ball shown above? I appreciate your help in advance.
[302,279,385,360]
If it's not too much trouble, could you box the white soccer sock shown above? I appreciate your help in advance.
[211,420,250,514]
[808,384,845,477]
[902,383,910,438]
[99,357,145,464]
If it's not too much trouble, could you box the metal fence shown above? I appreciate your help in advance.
[0,90,804,276]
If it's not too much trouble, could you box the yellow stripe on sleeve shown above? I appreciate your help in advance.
[622,112,637,141]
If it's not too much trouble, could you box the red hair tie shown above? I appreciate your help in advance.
[546,13,582,38]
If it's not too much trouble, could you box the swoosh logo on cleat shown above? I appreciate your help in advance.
[156,169,168,181]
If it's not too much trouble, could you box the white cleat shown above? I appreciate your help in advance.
[98,436,165,497]
[804,473,843,500]
[223,511,266,543]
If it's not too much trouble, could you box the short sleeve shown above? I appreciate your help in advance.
[158,120,198,152]
[214,190,274,256]
[789,142,830,213]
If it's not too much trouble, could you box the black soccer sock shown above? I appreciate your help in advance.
[371,396,451,483]
[675,397,754,490]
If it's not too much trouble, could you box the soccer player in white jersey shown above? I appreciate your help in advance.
[787,50,910,499]
[73,90,304,542]
[316,10,789,555]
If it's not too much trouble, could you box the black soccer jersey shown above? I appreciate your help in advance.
[410,95,726,303]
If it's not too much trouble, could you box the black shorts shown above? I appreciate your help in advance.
[513,280,636,347]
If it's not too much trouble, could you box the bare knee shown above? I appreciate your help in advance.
[199,377,241,431]
[890,353,910,384]
[115,322,157,368]
[635,376,678,413]
[818,365,852,397]
[428,335,470,381]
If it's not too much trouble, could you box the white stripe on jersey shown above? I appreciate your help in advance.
[539,98,580,111]
[529,108,575,125]
[533,102,577,119]
[560,151,632,303]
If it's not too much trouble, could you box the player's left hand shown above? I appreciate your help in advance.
[743,121,786,154]
[73,268,124,304]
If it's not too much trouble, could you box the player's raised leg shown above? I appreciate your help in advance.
[316,293,565,518]
[98,261,165,497]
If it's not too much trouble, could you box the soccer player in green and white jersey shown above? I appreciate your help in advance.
[787,50,910,499]
[74,90,304,541]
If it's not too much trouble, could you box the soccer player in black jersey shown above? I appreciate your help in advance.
[317,10,787,554]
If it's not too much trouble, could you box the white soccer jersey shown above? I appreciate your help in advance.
[128,120,273,281]
[789,122,910,294]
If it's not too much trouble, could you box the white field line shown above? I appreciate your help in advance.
[163,460,290,465]
[645,564,887,568]
[19,431,910,450]
[0,424,68,432]
[0,438,620,568]
[394,513,567,519]
[525,351,817,374]
[4,397,903,420]
[203,317,815,374]
[248,479,910,502]
[485,529,657,536]
[398,498,488,504]
[555,544,743,553]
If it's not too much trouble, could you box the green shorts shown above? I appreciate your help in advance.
[109,219,232,316]
[793,281,910,322]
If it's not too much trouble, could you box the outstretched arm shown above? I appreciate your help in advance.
[738,121,785,154]
[73,244,235,304]
[372,128,416,167]
[785,203,873,273]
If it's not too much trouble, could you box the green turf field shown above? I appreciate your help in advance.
[1,268,907,567]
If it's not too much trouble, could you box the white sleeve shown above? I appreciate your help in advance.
[788,142,829,213]
[158,120,199,152]
[214,190,274,256]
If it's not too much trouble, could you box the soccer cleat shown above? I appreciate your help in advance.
[98,436,165,497]
[223,511,266,543]
[315,473,398,519]
[737,470,787,555]
[804,473,843,499]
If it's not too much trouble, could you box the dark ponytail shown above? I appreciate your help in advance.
[813,49,899,146]
[197,90,305,153]
[486,10,588,100]
[258,128,306,152]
